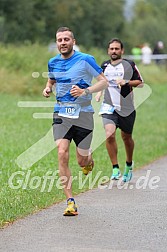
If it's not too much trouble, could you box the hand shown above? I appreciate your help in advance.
[116,79,128,88]
[43,87,52,98]
[95,92,102,102]
[70,85,85,97]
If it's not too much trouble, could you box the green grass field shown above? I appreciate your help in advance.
[1,83,167,227]
[0,44,167,227]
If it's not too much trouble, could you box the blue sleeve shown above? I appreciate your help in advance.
[85,55,103,77]
[48,60,55,80]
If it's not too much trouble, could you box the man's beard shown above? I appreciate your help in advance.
[111,54,121,61]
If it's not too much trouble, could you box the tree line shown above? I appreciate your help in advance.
[0,0,167,53]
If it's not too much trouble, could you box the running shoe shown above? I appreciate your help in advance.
[63,199,78,216]
[110,168,121,180]
[122,161,134,182]
[82,160,94,175]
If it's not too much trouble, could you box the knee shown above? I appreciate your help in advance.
[58,148,69,163]
[122,134,133,144]
[106,134,115,144]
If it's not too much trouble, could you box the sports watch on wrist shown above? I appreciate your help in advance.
[84,88,91,96]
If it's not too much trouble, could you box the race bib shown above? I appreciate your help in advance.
[58,103,81,118]
[99,103,115,115]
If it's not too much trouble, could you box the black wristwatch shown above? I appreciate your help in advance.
[84,88,91,96]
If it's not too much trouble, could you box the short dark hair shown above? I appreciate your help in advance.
[108,38,124,49]
[56,27,74,39]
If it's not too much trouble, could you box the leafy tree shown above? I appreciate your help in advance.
[0,0,125,48]
[124,0,167,53]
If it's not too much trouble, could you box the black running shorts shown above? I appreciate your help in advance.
[52,112,94,149]
[102,110,136,134]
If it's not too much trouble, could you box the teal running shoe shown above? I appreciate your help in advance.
[122,161,134,182]
[110,168,121,180]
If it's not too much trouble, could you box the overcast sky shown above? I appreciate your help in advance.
[124,0,136,21]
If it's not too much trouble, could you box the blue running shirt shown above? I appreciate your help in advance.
[48,51,103,112]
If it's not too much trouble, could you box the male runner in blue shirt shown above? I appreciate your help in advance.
[43,27,108,216]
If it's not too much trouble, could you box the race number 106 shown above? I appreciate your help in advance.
[66,107,75,114]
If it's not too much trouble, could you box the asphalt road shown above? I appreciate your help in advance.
[0,156,167,252]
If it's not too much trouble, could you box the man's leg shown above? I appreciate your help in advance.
[56,138,78,216]
[53,114,79,215]
[105,124,117,165]
[76,147,94,175]
[56,139,72,199]
[121,131,134,182]
[121,131,134,163]
[105,124,121,180]
[73,121,94,175]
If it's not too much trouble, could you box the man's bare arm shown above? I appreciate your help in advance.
[70,72,108,97]
[43,78,55,98]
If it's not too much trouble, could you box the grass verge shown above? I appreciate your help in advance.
[0,82,167,227]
